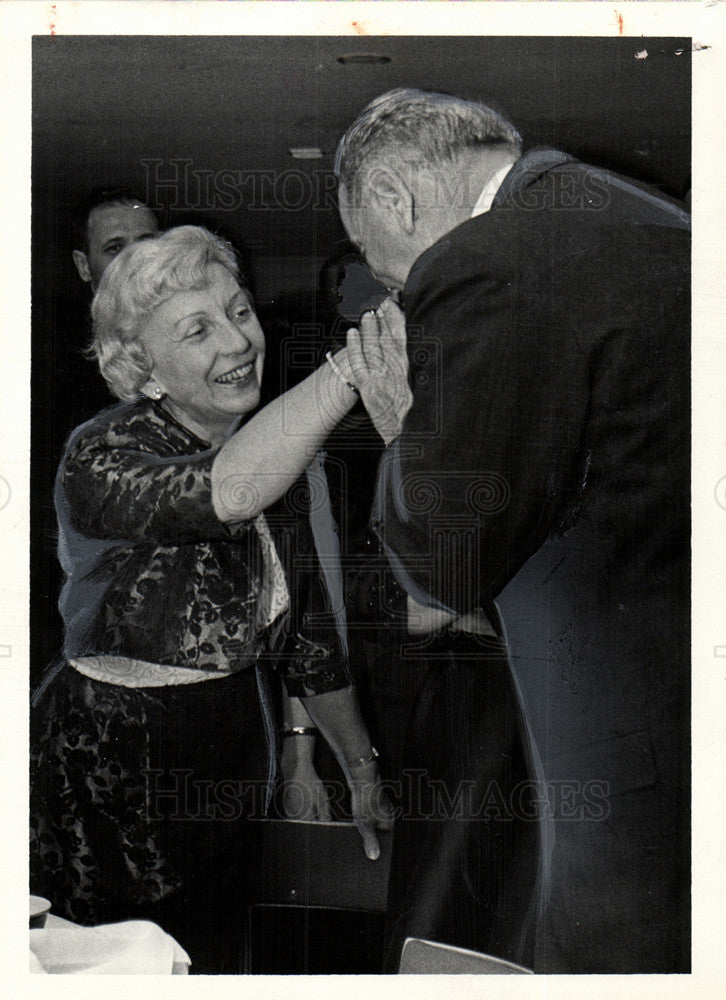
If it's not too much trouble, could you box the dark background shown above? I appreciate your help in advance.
[31,35,691,676]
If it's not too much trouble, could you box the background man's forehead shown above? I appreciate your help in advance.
[88,203,156,234]
[89,202,152,221]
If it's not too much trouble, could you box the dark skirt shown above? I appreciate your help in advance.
[30,663,270,972]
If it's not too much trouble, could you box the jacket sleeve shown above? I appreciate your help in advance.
[376,225,592,612]
[61,433,243,544]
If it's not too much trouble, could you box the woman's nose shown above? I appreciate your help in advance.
[218,317,251,351]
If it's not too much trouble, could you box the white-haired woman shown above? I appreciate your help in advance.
[30,226,396,973]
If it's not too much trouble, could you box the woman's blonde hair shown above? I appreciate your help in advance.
[89,225,242,400]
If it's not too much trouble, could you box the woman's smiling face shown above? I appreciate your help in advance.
[139,263,265,445]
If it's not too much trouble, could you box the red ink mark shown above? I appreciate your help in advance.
[352,21,366,36]
[615,10,624,36]
[49,3,56,37]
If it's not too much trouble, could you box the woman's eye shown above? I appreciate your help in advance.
[233,307,249,321]
[185,327,205,340]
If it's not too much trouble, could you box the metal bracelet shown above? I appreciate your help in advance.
[282,726,319,738]
[325,350,359,395]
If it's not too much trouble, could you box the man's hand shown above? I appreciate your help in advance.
[347,759,396,861]
[301,685,395,860]
[346,296,413,446]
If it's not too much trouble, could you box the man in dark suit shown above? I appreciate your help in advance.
[337,88,690,973]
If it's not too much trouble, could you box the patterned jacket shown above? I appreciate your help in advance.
[57,397,349,697]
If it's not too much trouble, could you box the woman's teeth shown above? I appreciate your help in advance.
[215,362,254,385]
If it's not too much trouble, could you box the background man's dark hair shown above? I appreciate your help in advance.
[71,186,151,252]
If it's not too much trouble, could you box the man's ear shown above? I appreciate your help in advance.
[368,166,416,234]
[72,250,92,284]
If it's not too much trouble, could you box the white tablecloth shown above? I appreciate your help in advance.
[30,914,190,974]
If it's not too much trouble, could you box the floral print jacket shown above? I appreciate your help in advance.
[56,398,349,697]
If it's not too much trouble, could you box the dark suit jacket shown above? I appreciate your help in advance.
[375,149,690,972]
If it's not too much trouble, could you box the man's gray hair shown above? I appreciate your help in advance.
[335,88,522,197]
[89,225,241,401]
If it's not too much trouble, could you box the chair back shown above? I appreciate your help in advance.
[247,818,392,911]
[399,937,533,974]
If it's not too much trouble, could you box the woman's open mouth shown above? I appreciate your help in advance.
[215,362,255,385]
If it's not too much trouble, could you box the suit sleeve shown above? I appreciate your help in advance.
[376,233,592,612]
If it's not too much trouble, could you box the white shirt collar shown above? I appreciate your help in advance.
[470,162,516,218]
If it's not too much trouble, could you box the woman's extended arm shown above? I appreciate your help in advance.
[212,298,411,522]
[211,357,357,522]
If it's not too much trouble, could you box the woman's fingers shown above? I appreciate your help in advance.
[346,326,368,388]
[347,301,406,388]
[346,312,387,390]
[359,309,384,373]
[346,302,411,444]
[377,297,407,355]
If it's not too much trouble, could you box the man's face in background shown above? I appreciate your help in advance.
[72,201,158,291]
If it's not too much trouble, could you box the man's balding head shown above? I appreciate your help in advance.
[336,89,521,290]
[336,88,521,200]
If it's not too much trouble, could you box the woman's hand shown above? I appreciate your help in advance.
[347,758,396,861]
[279,748,332,822]
[345,296,413,446]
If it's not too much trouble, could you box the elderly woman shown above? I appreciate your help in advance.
[30,226,394,973]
